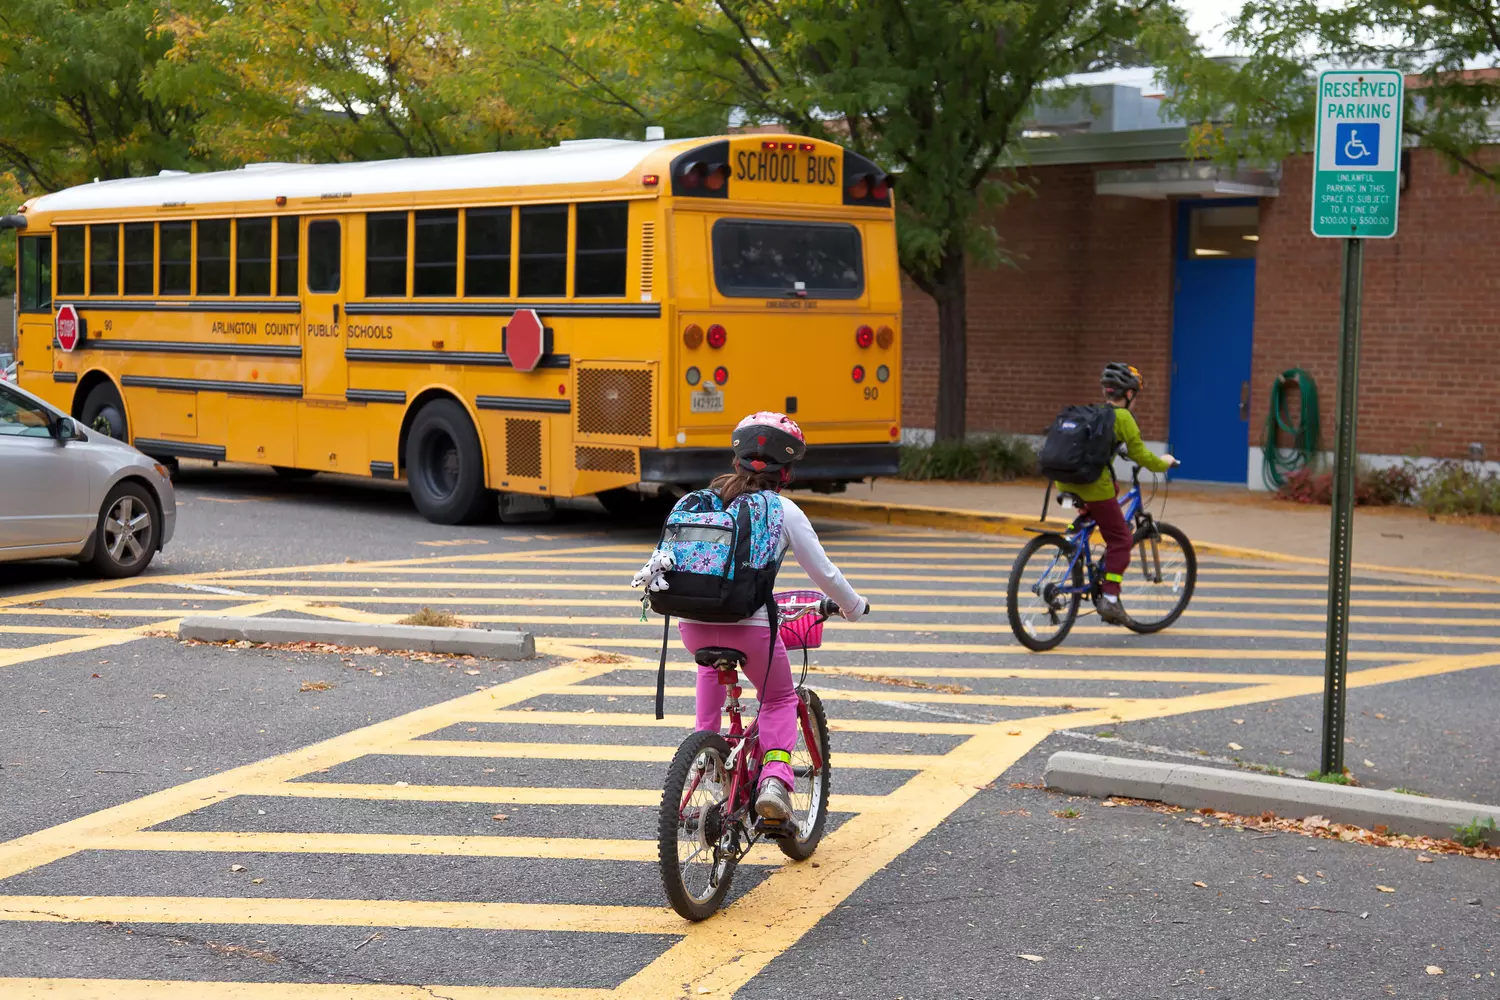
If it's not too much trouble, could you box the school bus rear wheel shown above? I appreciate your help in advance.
[406,399,492,525]
[80,382,129,443]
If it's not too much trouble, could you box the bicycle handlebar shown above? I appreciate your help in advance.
[819,599,871,618]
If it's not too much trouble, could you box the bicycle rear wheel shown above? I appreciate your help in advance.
[658,731,737,921]
[1122,521,1196,633]
[779,688,831,861]
[1007,534,1084,651]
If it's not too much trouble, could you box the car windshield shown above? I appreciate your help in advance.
[0,386,54,438]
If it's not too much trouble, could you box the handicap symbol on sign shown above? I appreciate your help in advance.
[1335,123,1380,166]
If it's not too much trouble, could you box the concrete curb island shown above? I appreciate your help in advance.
[794,494,1500,586]
[1044,751,1500,843]
[178,616,535,659]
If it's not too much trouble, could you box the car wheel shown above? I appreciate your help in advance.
[80,382,129,442]
[91,482,159,578]
[406,399,492,524]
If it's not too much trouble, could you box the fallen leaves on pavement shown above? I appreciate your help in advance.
[299,681,332,693]
[1104,797,1500,859]
[810,666,971,695]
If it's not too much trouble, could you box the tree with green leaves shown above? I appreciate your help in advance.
[1157,0,1500,184]
[0,0,201,190]
[638,0,1187,440]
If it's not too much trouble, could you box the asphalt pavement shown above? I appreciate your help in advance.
[1,463,1496,998]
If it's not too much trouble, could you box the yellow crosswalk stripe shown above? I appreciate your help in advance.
[480,709,989,736]
[0,894,684,935]
[554,682,1119,708]
[87,829,784,865]
[386,739,941,770]
[0,980,614,1000]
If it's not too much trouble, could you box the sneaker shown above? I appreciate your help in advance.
[1096,595,1134,627]
[755,777,794,822]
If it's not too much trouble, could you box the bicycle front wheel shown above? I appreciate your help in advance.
[1007,534,1084,651]
[658,731,737,921]
[779,688,831,861]
[1122,521,1197,633]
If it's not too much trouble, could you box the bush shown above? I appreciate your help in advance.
[898,435,1036,482]
[1276,463,1418,507]
[1418,461,1500,516]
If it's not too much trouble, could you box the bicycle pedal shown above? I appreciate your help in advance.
[753,816,795,839]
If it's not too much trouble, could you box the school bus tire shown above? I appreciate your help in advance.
[79,380,129,443]
[405,398,492,525]
[272,466,319,480]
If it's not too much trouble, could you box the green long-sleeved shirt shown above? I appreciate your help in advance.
[1056,406,1171,502]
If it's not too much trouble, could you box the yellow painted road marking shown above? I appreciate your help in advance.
[387,739,940,771]
[573,637,1426,661]
[0,981,614,1000]
[480,709,990,736]
[84,829,786,865]
[0,624,122,636]
[554,682,1119,709]
[0,894,681,934]
[257,780,890,813]
[0,599,285,671]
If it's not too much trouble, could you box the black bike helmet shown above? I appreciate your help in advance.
[731,410,806,479]
[1101,362,1144,397]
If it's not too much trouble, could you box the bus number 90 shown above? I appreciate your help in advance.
[863,387,879,401]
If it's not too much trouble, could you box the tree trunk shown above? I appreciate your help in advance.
[933,249,967,442]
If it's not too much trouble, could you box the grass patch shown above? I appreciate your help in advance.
[898,435,1035,482]
[397,607,468,628]
[1306,770,1353,785]
[1053,807,1081,819]
[1391,786,1429,797]
[1095,730,1117,739]
[1453,816,1497,848]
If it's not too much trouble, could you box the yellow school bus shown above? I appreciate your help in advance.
[5,134,902,523]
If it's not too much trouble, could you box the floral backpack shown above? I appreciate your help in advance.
[645,488,787,716]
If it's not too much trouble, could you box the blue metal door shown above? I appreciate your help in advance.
[1168,200,1258,484]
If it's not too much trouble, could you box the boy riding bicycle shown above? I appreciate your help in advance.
[1052,363,1178,627]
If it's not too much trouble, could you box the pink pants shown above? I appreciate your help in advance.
[677,622,797,789]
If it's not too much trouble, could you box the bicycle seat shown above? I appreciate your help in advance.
[1056,491,1084,507]
[694,647,747,668]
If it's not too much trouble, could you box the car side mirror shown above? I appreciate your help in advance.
[51,415,86,443]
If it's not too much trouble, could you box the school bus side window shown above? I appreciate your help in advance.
[366,212,408,297]
[90,224,119,296]
[237,217,272,296]
[464,207,511,297]
[18,236,52,312]
[276,216,299,295]
[56,227,85,297]
[518,204,567,297]
[160,222,192,295]
[574,202,628,297]
[197,220,231,295]
[414,209,457,297]
[307,220,341,293]
[123,223,154,295]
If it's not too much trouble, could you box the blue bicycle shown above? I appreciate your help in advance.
[1006,457,1197,651]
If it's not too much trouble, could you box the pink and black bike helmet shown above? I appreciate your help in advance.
[731,411,806,482]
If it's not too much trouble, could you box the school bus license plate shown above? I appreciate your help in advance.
[691,389,724,413]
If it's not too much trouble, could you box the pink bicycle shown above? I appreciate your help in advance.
[657,592,862,920]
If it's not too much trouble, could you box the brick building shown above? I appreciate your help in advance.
[899,77,1500,487]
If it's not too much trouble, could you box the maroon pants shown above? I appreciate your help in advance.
[1082,495,1133,596]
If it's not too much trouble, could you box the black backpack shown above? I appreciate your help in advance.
[1037,404,1117,484]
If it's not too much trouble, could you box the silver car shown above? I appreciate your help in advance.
[1,380,175,577]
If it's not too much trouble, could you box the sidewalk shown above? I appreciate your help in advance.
[821,477,1500,580]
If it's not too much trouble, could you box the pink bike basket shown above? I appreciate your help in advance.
[775,590,825,650]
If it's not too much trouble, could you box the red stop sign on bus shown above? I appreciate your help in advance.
[56,304,83,352]
[504,309,549,373]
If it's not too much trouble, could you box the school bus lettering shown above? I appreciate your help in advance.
[264,322,299,337]
[210,320,259,336]
[308,323,339,338]
[348,324,394,340]
[734,150,839,186]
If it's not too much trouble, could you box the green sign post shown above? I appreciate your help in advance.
[1310,69,1403,777]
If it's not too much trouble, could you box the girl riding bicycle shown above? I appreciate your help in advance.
[633,411,867,825]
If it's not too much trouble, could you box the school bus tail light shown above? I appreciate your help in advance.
[876,325,895,349]
[851,365,865,383]
[706,324,727,348]
[703,164,730,192]
[683,324,704,349]
[713,366,729,385]
[842,150,894,207]
[855,325,874,348]
[671,141,731,199]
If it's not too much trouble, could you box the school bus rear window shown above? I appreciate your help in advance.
[711,219,863,299]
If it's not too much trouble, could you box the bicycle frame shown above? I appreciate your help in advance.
[1047,465,1161,599]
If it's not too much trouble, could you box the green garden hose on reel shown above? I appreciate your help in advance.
[1262,368,1320,489]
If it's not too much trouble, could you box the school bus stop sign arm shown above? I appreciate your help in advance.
[503,309,550,373]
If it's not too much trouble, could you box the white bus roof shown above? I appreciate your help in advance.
[28,138,689,214]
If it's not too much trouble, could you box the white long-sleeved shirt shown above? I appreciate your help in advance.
[681,494,865,625]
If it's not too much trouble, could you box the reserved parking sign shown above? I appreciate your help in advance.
[1311,70,1404,238]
